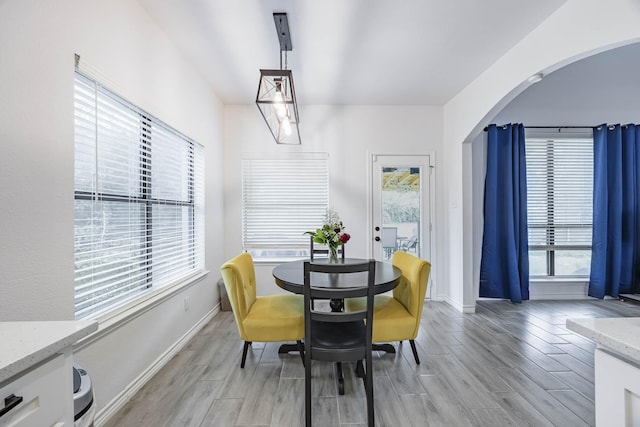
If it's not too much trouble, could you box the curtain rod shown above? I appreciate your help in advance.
[483,125,596,132]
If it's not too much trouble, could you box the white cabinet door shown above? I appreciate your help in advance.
[0,353,71,427]
[595,349,640,426]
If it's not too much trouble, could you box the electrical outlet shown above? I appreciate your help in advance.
[184,296,190,311]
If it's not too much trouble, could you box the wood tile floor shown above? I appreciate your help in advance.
[104,299,640,426]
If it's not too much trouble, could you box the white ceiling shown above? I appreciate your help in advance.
[138,0,567,106]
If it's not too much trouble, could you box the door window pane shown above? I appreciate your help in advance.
[381,167,421,261]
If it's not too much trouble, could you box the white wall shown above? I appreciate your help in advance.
[0,0,224,421]
[493,42,640,126]
[444,0,640,311]
[223,105,446,297]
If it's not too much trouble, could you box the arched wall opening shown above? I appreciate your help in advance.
[440,0,640,312]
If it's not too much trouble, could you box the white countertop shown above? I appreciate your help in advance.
[566,317,640,363]
[0,320,98,384]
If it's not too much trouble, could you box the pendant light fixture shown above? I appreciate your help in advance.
[256,12,301,145]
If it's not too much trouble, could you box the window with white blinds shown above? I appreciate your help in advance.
[525,134,593,276]
[242,153,329,259]
[74,72,204,319]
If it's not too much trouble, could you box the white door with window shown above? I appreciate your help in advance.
[371,154,432,298]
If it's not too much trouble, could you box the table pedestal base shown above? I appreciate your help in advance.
[278,342,396,355]
[373,343,396,353]
[278,343,301,354]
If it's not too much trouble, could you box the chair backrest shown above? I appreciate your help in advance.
[220,252,258,340]
[381,227,398,249]
[303,260,376,361]
[309,236,345,260]
[391,251,431,338]
[402,235,418,251]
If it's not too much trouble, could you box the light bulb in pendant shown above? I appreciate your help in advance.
[281,116,292,136]
[273,83,287,119]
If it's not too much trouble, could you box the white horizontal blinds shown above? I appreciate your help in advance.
[150,123,200,286]
[74,76,97,192]
[97,90,143,197]
[151,124,190,201]
[74,74,148,318]
[74,72,204,319]
[193,143,205,268]
[526,137,593,251]
[242,154,329,249]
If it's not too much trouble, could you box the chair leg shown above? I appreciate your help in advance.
[355,360,365,379]
[365,353,374,427]
[297,340,305,367]
[305,343,312,427]
[336,362,345,395]
[241,341,252,368]
[409,339,420,365]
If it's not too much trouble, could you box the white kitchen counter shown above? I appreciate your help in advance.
[0,320,98,384]
[567,316,640,426]
[566,317,640,363]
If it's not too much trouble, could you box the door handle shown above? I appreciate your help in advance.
[0,394,23,418]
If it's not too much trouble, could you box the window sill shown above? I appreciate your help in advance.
[74,270,209,349]
[530,277,589,284]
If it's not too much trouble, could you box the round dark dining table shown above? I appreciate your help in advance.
[273,257,401,297]
[273,257,401,344]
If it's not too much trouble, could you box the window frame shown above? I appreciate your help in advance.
[73,71,204,319]
[525,131,593,278]
[241,152,329,261]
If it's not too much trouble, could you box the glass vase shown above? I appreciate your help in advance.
[329,245,339,263]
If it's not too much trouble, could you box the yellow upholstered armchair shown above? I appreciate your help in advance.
[345,251,431,364]
[220,253,305,368]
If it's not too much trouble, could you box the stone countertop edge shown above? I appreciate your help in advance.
[566,317,640,364]
[0,320,98,384]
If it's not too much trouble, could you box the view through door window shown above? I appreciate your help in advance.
[381,167,421,261]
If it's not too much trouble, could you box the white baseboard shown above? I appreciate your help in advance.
[94,304,220,427]
[439,295,476,313]
[431,281,589,314]
[462,304,477,313]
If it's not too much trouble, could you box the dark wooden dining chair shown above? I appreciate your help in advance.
[309,236,345,309]
[309,236,345,260]
[303,260,375,427]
